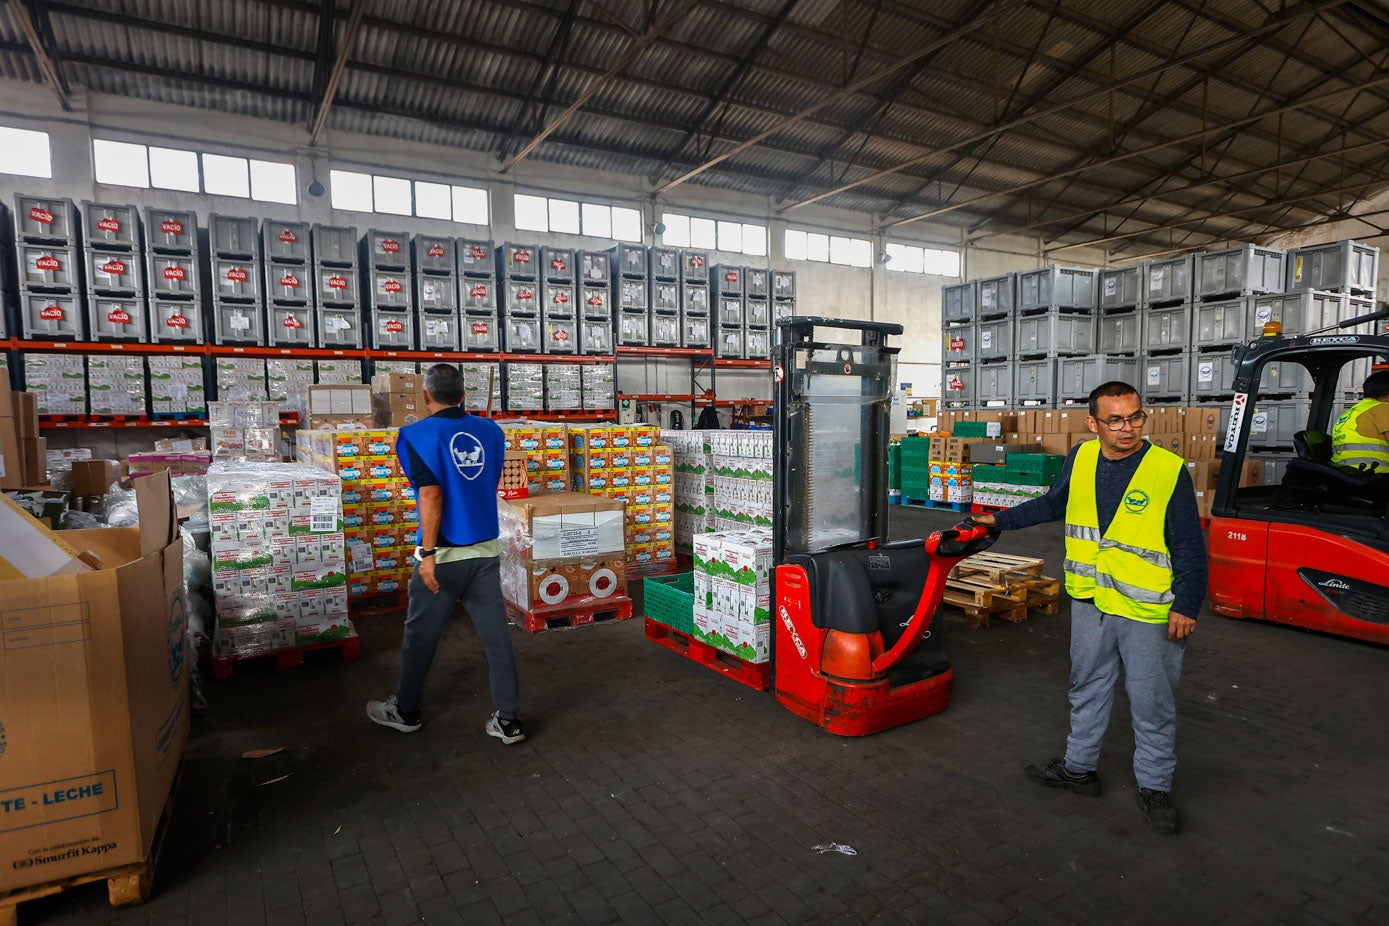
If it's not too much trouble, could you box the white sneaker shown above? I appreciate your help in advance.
[366,695,421,733]
[485,711,526,744]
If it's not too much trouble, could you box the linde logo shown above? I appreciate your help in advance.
[1319,577,1352,591]
[1310,336,1359,345]
[107,309,131,324]
[383,279,403,293]
[102,259,126,274]
[164,265,187,280]
[226,267,248,282]
[278,229,297,242]
[160,219,184,234]
[97,217,121,232]
[380,239,400,253]
[39,305,64,319]
[29,207,53,224]
[779,605,807,659]
[328,275,347,289]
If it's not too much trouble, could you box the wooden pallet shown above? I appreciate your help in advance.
[212,631,361,680]
[0,765,181,926]
[950,552,1047,584]
[945,551,1061,627]
[644,618,770,692]
[505,596,633,634]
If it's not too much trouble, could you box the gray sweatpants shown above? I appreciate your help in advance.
[1064,599,1185,791]
[394,555,520,719]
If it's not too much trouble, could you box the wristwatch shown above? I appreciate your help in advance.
[414,546,437,561]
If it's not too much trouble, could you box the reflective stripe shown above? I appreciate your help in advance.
[1097,539,1172,570]
[1064,559,1097,577]
[1335,442,1389,453]
[1096,571,1176,604]
[1066,524,1103,542]
[1337,456,1388,469]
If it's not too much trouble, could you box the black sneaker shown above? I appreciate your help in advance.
[486,711,526,745]
[1137,788,1182,834]
[1024,758,1101,796]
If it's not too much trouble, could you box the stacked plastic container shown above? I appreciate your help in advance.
[711,263,744,359]
[16,194,83,340]
[576,249,613,355]
[499,242,541,353]
[413,234,459,351]
[83,202,146,342]
[611,242,649,346]
[312,224,361,348]
[772,268,796,324]
[364,229,413,349]
[1014,267,1098,406]
[940,279,977,408]
[743,267,771,360]
[146,207,204,344]
[458,237,498,352]
[210,214,266,345]
[540,245,578,354]
[263,219,314,347]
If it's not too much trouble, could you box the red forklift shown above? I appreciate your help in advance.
[770,317,995,735]
[1208,304,1389,646]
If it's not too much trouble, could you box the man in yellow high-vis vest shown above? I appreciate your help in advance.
[1330,371,1389,471]
[975,382,1205,835]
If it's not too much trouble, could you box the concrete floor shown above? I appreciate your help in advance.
[20,505,1389,925]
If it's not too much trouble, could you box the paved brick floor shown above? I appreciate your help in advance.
[21,505,1389,925]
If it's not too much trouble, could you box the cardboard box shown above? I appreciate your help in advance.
[0,474,187,892]
[71,459,120,497]
[1193,489,1213,519]
[0,375,10,416]
[0,417,20,490]
[370,372,422,394]
[11,392,39,440]
[20,437,46,486]
[1036,432,1073,456]
[1186,406,1222,436]
[372,393,426,428]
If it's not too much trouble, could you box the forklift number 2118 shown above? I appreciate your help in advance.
[1225,531,1248,542]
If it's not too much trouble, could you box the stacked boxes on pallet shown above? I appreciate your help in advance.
[149,355,209,418]
[569,424,675,574]
[210,214,266,345]
[691,528,773,663]
[499,242,541,353]
[215,356,269,401]
[461,361,501,412]
[663,429,714,555]
[414,233,460,351]
[459,237,500,351]
[267,358,316,414]
[365,229,413,349]
[147,207,204,343]
[83,201,147,342]
[16,193,82,340]
[497,491,627,612]
[86,354,146,417]
[295,429,419,599]
[263,219,314,346]
[708,430,772,530]
[313,224,362,348]
[500,421,569,495]
[612,242,649,346]
[581,364,616,411]
[207,461,349,657]
[22,353,86,416]
[972,452,1065,509]
[208,400,280,462]
[505,362,546,413]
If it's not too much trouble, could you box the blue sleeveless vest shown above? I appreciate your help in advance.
[394,412,506,547]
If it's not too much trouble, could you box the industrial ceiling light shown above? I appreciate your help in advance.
[654,221,667,236]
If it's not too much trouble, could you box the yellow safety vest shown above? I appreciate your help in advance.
[1330,399,1389,470]
[1063,440,1183,624]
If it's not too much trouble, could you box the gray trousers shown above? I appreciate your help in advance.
[394,555,520,718]
[1064,599,1185,791]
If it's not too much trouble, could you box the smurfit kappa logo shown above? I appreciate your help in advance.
[1123,489,1151,514]
[449,432,486,480]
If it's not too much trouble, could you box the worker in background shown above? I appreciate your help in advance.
[973,381,1206,835]
[1330,370,1389,471]
[367,364,525,745]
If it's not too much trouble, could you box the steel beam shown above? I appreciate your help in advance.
[8,0,71,111]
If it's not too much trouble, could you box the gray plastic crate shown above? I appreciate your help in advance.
[715,325,744,359]
[370,271,411,308]
[1141,353,1189,399]
[578,250,610,285]
[462,314,499,352]
[16,195,78,241]
[20,243,78,289]
[542,283,575,319]
[213,301,266,345]
[1014,358,1056,404]
[975,273,1013,317]
[457,238,493,276]
[1285,240,1377,294]
[712,265,743,297]
[617,311,648,346]
[1336,357,1373,397]
[1017,266,1097,311]
[88,295,146,342]
[371,310,414,349]
[263,221,310,262]
[545,317,579,353]
[267,265,310,304]
[941,368,973,408]
[976,362,1014,405]
[365,230,410,269]
[773,270,796,299]
[420,312,460,351]
[680,250,707,283]
[941,280,977,323]
[418,274,458,313]
[650,314,680,348]
[717,296,744,328]
[1189,352,1237,398]
[317,266,359,306]
[682,283,709,316]
[21,292,82,339]
[88,250,143,294]
[942,323,975,365]
[269,305,315,347]
[1015,310,1095,355]
[1097,309,1143,354]
[652,281,680,313]
[461,277,497,313]
[580,285,609,319]
[542,247,575,282]
[1144,303,1191,352]
[146,208,198,253]
[150,299,204,344]
[1197,244,1284,298]
[311,225,358,266]
[745,299,771,329]
[775,300,795,321]
[682,314,711,349]
[317,306,361,349]
[1056,356,1138,400]
[744,328,771,360]
[619,279,647,312]
[1098,266,1143,309]
[580,320,612,355]
[212,258,262,301]
[1192,298,1247,349]
[611,243,648,279]
[1144,255,1194,305]
[148,253,199,297]
[1248,399,1310,447]
[412,235,456,274]
[650,247,679,281]
[1247,291,1343,339]
[745,268,770,299]
[83,202,141,250]
[976,316,1012,360]
[209,215,262,257]
[1246,452,1291,486]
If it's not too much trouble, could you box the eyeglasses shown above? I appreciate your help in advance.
[1096,411,1149,430]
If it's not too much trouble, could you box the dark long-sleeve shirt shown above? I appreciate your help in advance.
[993,442,1207,618]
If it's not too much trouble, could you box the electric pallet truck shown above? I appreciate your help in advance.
[770,317,996,736]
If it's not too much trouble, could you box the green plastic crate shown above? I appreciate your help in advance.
[889,442,902,491]
[952,421,991,438]
[1006,452,1065,473]
[644,572,695,635]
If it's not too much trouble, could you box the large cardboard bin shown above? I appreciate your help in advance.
[0,473,188,893]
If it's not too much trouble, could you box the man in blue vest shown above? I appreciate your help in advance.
[367,364,524,744]
[974,382,1205,834]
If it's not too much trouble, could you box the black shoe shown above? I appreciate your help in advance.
[1024,758,1101,796]
[1136,788,1181,834]
[486,711,526,745]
